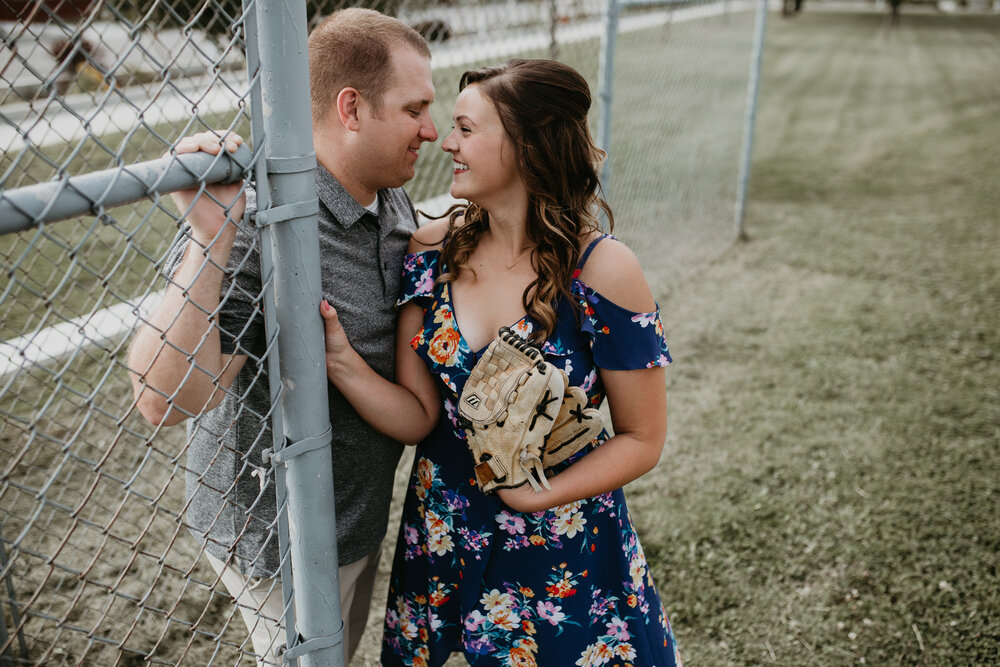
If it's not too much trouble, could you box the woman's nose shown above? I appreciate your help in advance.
[441,130,456,152]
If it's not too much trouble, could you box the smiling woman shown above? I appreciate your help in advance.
[441,85,522,212]
[320,58,680,667]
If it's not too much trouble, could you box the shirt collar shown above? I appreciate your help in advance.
[315,166,405,239]
[315,166,367,229]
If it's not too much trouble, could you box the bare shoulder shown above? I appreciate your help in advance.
[408,216,455,253]
[577,235,656,313]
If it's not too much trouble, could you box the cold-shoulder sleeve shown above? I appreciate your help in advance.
[397,249,440,308]
[576,282,673,371]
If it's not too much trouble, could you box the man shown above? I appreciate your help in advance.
[127,9,437,664]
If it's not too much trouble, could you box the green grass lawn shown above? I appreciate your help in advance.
[624,10,999,665]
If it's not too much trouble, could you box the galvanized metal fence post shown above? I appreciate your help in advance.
[241,0,300,662]
[549,0,560,59]
[735,0,769,240]
[253,0,343,665]
[596,0,620,210]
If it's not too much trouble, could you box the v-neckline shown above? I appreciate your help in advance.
[443,281,529,356]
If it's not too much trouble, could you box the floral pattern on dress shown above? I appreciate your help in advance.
[426,301,462,367]
[384,240,680,667]
[458,545,668,667]
[496,496,617,554]
[385,581,455,666]
[405,456,491,565]
[571,281,671,373]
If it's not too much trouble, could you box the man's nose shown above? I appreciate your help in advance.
[421,118,438,142]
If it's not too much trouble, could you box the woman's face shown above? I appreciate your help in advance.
[440,84,525,208]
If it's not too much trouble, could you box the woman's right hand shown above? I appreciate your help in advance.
[320,300,354,380]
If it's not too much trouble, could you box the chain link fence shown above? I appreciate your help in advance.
[1,0,763,664]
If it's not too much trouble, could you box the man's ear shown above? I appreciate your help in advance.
[336,87,362,131]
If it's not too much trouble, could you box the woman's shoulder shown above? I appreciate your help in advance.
[407,210,466,254]
[575,234,656,313]
[408,217,449,254]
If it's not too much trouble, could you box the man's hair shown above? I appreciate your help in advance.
[308,8,430,121]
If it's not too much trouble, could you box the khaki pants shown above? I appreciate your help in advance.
[206,548,380,666]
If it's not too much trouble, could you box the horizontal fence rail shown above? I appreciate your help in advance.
[0,147,252,234]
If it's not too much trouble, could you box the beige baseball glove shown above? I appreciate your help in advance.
[542,385,605,471]
[459,327,566,493]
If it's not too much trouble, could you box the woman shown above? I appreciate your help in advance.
[321,59,681,666]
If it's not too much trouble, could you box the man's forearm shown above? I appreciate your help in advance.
[129,236,239,425]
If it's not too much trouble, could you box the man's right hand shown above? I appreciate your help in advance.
[167,131,247,247]
[128,131,251,426]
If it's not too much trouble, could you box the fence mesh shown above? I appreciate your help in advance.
[1,0,759,664]
[606,0,757,287]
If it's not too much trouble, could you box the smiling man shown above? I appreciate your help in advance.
[127,9,437,665]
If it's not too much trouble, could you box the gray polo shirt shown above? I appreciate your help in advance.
[163,166,418,577]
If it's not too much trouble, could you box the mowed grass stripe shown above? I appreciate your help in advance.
[627,11,999,665]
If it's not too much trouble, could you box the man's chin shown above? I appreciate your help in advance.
[379,173,411,190]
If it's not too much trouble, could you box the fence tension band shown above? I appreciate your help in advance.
[264,426,332,465]
[280,624,344,663]
[252,153,318,227]
[253,198,319,228]
[266,153,316,175]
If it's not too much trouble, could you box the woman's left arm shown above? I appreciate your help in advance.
[497,237,668,513]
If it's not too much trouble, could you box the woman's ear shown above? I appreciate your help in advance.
[336,87,362,131]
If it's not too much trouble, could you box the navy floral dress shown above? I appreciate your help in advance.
[382,236,682,667]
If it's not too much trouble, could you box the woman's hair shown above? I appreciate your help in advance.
[308,8,430,122]
[439,59,614,344]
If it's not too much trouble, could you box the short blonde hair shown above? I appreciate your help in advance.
[308,8,430,121]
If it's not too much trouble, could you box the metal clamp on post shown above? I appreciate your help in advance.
[253,198,319,228]
[254,153,318,226]
[266,153,316,175]
[263,426,333,466]
[280,623,344,663]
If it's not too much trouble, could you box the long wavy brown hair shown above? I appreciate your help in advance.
[438,59,614,344]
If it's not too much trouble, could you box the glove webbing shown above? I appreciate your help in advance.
[463,341,540,420]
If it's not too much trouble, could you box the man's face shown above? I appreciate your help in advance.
[358,46,437,190]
